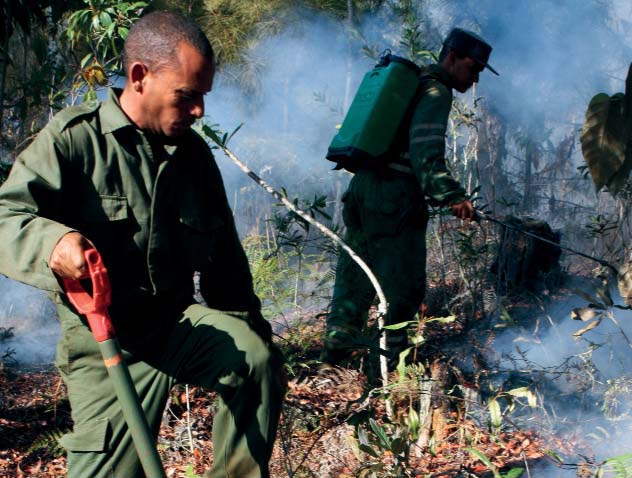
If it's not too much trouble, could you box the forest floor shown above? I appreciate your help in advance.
[0,335,590,478]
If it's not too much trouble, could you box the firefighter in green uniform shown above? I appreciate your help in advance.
[0,11,284,478]
[323,28,498,366]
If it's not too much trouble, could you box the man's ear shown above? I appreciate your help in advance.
[129,62,149,93]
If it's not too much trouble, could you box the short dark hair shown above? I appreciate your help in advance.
[123,11,214,73]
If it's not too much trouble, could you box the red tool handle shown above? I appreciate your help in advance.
[62,249,116,342]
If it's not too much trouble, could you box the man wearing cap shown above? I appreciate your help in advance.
[322,28,497,367]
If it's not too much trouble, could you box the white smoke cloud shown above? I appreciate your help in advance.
[0,275,59,366]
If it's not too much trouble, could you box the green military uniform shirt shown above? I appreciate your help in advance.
[407,63,467,206]
[0,89,283,478]
[0,88,265,343]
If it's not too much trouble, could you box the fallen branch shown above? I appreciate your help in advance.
[202,123,391,398]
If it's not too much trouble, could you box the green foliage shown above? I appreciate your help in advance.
[184,464,204,478]
[65,0,148,99]
[596,453,632,478]
[355,417,413,477]
[466,447,525,478]
[27,428,69,457]
[242,234,295,319]
[484,386,538,433]
[198,0,289,66]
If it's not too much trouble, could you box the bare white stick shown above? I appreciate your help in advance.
[216,143,391,395]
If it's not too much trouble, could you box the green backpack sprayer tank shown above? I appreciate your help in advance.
[326,52,422,171]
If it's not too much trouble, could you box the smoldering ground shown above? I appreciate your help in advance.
[2,3,632,472]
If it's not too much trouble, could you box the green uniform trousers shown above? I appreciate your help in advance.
[324,169,428,363]
[56,303,284,478]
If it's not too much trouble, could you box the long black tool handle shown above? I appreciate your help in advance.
[477,212,619,274]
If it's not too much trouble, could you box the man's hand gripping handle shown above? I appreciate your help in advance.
[62,249,115,342]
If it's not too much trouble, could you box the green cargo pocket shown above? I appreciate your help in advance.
[178,213,224,269]
[78,195,129,222]
[59,418,110,452]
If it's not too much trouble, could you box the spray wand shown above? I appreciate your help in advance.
[476,211,619,274]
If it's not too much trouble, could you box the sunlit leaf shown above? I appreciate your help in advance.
[571,308,600,322]
[383,321,414,330]
[427,315,457,324]
[505,387,538,408]
[488,398,502,430]
[573,318,603,338]
[466,447,501,478]
[368,418,391,451]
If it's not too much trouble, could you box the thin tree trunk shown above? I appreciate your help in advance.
[523,140,534,212]
[0,13,11,136]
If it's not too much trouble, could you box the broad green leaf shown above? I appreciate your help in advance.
[502,467,525,478]
[466,447,501,478]
[383,320,415,330]
[358,443,380,458]
[505,387,537,407]
[397,347,411,383]
[368,418,391,451]
[488,398,502,429]
[407,407,419,439]
[99,12,113,27]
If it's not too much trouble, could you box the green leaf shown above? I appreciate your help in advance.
[466,447,501,478]
[368,418,391,451]
[83,89,97,102]
[358,443,380,458]
[80,53,93,68]
[505,387,538,407]
[542,449,564,464]
[407,406,419,439]
[99,12,113,27]
[201,124,222,145]
[383,320,415,330]
[501,467,525,478]
[225,123,244,146]
[396,348,411,383]
[488,398,502,430]
[426,315,457,324]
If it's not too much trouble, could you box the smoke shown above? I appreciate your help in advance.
[487,281,632,472]
[0,275,59,367]
[425,0,632,123]
[198,2,632,470]
[3,11,632,471]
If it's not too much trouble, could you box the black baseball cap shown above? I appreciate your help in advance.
[444,27,498,76]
